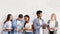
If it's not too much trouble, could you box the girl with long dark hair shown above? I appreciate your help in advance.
[23,15,33,34]
[2,14,13,34]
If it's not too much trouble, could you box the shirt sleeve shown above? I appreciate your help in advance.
[33,19,40,29]
[47,20,50,28]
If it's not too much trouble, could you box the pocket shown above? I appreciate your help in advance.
[36,23,38,26]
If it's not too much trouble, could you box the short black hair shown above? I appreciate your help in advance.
[24,15,30,19]
[36,10,42,15]
[18,14,23,18]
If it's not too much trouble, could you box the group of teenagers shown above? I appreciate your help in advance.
[2,10,58,34]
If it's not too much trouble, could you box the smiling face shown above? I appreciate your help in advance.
[24,17,29,22]
[24,15,30,23]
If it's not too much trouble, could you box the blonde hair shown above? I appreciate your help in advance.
[51,13,56,20]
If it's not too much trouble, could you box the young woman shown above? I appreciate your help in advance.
[47,13,58,34]
[2,14,13,34]
[24,15,33,34]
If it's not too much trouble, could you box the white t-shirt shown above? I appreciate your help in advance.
[25,22,33,32]
[5,21,12,29]
[49,20,55,28]
[39,19,43,34]
[49,20,55,31]
[39,19,43,26]
[17,20,21,29]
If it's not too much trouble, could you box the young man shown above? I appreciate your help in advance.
[12,14,24,34]
[33,10,46,34]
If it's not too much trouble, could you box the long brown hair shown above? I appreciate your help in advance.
[4,14,12,24]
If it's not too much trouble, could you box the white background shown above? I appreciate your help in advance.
[0,0,60,34]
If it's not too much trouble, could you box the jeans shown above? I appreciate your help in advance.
[49,31,54,34]
[25,32,33,34]
[8,31,10,34]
